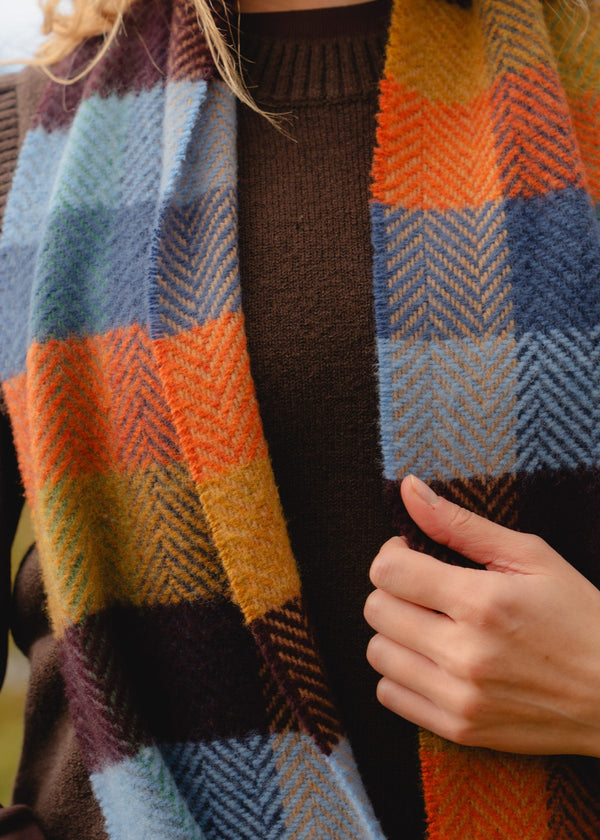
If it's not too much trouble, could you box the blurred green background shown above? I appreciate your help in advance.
[0,507,33,805]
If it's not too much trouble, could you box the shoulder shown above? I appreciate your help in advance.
[0,66,47,233]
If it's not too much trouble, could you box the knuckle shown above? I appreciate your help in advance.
[366,634,386,672]
[427,504,475,546]
[447,504,475,532]
[445,715,479,748]
[523,532,548,555]
[375,677,396,710]
[445,688,487,744]
[363,590,382,625]
[369,537,404,588]
[471,595,501,629]
[460,580,509,629]
[449,641,495,684]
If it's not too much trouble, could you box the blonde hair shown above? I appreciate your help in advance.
[36,0,258,112]
[31,0,595,98]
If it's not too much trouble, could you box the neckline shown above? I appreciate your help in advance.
[238,0,391,40]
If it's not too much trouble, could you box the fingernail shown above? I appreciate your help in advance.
[409,475,438,507]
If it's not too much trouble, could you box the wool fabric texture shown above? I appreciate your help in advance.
[2,0,600,837]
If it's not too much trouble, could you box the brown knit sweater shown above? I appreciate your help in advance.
[0,5,426,837]
[237,5,425,838]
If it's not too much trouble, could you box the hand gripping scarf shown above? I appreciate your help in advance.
[2,0,600,837]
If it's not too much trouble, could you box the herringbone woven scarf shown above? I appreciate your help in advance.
[1,0,600,836]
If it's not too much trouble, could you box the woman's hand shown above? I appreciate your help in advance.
[364,475,600,756]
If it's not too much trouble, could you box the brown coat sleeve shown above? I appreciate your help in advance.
[0,74,19,234]
[0,67,46,691]
[0,67,47,232]
[0,806,44,838]
[0,69,113,839]
[0,68,48,837]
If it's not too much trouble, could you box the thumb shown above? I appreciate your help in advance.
[400,474,558,574]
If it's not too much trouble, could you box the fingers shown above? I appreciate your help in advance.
[369,535,485,616]
[364,587,454,663]
[366,633,441,704]
[400,474,557,573]
[374,677,443,733]
[367,640,459,740]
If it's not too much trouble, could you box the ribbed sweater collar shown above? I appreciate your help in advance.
[237,0,391,103]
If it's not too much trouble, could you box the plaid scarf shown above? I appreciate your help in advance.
[1,0,600,836]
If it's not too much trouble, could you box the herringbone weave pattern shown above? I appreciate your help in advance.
[1,0,600,837]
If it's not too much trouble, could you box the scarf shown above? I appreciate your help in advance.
[2,0,600,836]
